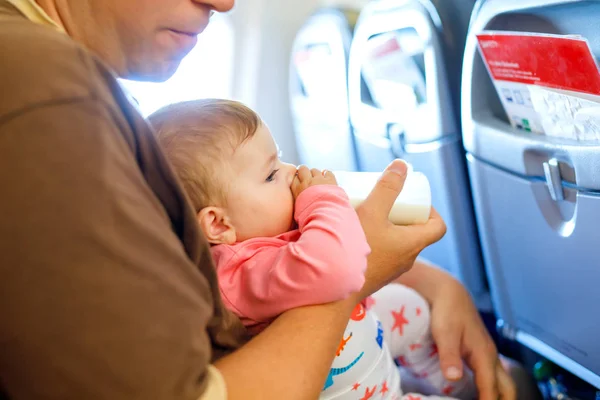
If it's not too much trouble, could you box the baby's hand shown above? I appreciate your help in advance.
[292,165,338,200]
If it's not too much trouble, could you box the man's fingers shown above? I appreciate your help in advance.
[467,341,499,400]
[405,207,447,247]
[433,322,464,381]
[497,362,517,400]
[362,159,408,219]
[310,168,321,177]
[474,362,499,400]
[296,165,311,182]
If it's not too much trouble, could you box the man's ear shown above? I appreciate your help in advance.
[197,207,237,245]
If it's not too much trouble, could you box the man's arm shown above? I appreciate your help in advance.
[215,298,357,400]
[0,100,219,399]
[393,258,457,303]
[396,260,517,400]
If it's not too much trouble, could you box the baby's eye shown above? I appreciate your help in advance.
[266,169,279,182]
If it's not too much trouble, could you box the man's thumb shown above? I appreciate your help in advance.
[362,159,408,219]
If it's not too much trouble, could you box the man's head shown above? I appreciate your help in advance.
[150,99,297,245]
[38,0,234,80]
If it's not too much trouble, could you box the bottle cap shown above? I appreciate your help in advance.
[533,360,554,381]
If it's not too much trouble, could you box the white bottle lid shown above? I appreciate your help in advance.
[334,164,431,225]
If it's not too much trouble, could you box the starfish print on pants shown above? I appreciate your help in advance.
[380,381,389,395]
[396,356,409,366]
[443,385,454,395]
[429,344,438,358]
[391,305,409,336]
[409,343,423,351]
[359,385,377,400]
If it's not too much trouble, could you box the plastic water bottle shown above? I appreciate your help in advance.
[334,165,431,225]
[533,361,584,400]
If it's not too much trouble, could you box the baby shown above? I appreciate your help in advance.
[149,99,476,400]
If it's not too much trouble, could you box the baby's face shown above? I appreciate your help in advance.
[224,124,297,242]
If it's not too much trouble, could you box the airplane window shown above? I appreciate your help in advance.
[120,13,234,117]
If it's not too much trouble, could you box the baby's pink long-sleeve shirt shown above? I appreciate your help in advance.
[211,185,371,331]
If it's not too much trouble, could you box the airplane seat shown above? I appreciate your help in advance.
[423,0,476,120]
[289,7,360,171]
[462,0,600,390]
[347,0,492,312]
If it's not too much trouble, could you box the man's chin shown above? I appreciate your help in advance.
[124,58,183,82]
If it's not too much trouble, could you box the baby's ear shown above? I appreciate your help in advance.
[197,207,237,245]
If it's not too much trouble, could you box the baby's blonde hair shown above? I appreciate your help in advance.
[149,99,261,211]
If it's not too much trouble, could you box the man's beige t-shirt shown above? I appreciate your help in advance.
[4,0,63,30]
[0,1,248,398]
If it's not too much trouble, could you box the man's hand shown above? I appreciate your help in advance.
[431,277,516,400]
[291,165,337,200]
[354,160,447,299]
[398,260,517,400]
